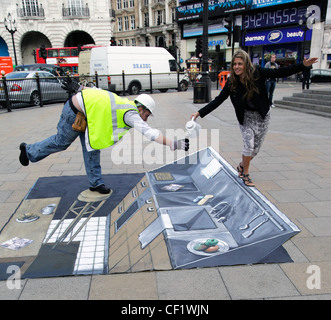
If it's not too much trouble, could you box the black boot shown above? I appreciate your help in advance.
[89,184,111,194]
[19,143,29,166]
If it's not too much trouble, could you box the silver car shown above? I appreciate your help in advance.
[0,71,68,108]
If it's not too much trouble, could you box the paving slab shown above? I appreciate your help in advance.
[89,272,158,300]
[292,236,331,262]
[280,262,331,296]
[218,264,300,300]
[19,276,91,300]
[298,217,331,237]
[156,268,230,300]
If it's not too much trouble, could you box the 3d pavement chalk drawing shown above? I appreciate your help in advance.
[0,148,300,279]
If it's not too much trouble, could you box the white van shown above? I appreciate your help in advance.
[79,46,188,94]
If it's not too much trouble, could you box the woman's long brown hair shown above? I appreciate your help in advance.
[229,49,260,101]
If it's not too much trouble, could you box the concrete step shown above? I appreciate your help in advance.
[306,89,331,95]
[274,100,331,118]
[292,92,331,102]
[274,89,331,118]
[283,96,331,107]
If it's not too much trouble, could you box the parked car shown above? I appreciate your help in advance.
[14,64,66,76]
[0,71,68,108]
[310,69,331,83]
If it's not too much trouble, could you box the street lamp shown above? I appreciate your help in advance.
[4,13,18,66]
[298,11,309,62]
[199,0,211,102]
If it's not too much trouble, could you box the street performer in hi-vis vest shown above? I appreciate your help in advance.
[19,79,189,194]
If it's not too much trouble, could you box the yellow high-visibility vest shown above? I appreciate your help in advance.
[82,89,138,150]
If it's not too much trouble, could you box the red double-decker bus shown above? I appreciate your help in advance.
[36,45,98,74]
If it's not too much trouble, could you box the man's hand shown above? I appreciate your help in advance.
[170,138,189,151]
[61,77,81,94]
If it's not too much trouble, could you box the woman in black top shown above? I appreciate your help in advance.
[191,49,317,187]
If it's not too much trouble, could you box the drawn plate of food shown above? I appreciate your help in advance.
[187,238,229,256]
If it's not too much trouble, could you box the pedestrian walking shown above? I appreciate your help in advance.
[302,66,312,90]
[191,49,317,187]
[265,54,279,108]
[19,83,189,194]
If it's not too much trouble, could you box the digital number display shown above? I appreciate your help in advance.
[244,7,308,29]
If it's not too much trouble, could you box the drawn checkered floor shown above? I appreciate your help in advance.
[44,216,109,275]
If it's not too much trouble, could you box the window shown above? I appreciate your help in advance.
[124,16,129,30]
[71,48,79,56]
[125,39,130,46]
[123,0,128,9]
[48,49,58,58]
[169,60,177,72]
[68,0,84,15]
[22,0,40,16]
[129,0,134,7]
[171,7,176,23]
[144,0,149,6]
[59,49,70,57]
[144,12,149,27]
[118,17,122,31]
[130,15,135,29]
[117,0,122,9]
[321,70,331,76]
[131,38,136,46]
[156,10,163,25]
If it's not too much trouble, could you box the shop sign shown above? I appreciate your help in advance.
[208,39,225,48]
[176,0,304,22]
[251,0,304,9]
[245,26,312,46]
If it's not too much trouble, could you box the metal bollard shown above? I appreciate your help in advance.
[149,69,153,94]
[35,72,43,107]
[122,70,126,96]
[2,73,12,112]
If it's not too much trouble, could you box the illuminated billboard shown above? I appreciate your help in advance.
[176,0,304,22]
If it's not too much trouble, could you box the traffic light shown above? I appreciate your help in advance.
[195,37,202,57]
[233,26,242,44]
[39,45,47,61]
[224,15,233,47]
[110,37,117,46]
[168,46,177,59]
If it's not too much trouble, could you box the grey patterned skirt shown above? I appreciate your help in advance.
[239,110,270,157]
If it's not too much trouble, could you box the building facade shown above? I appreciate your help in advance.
[1,0,330,70]
[0,0,182,67]
[176,0,330,71]
[111,0,179,49]
[0,1,116,65]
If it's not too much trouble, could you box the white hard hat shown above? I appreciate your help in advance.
[134,94,156,114]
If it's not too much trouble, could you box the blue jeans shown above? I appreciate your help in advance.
[26,100,104,188]
[265,80,276,106]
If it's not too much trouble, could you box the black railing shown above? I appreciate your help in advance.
[62,6,90,18]
[0,74,69,112]
[0,70,191,112]
[16,6,45,18]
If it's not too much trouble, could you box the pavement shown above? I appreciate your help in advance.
[0,81,331,301]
